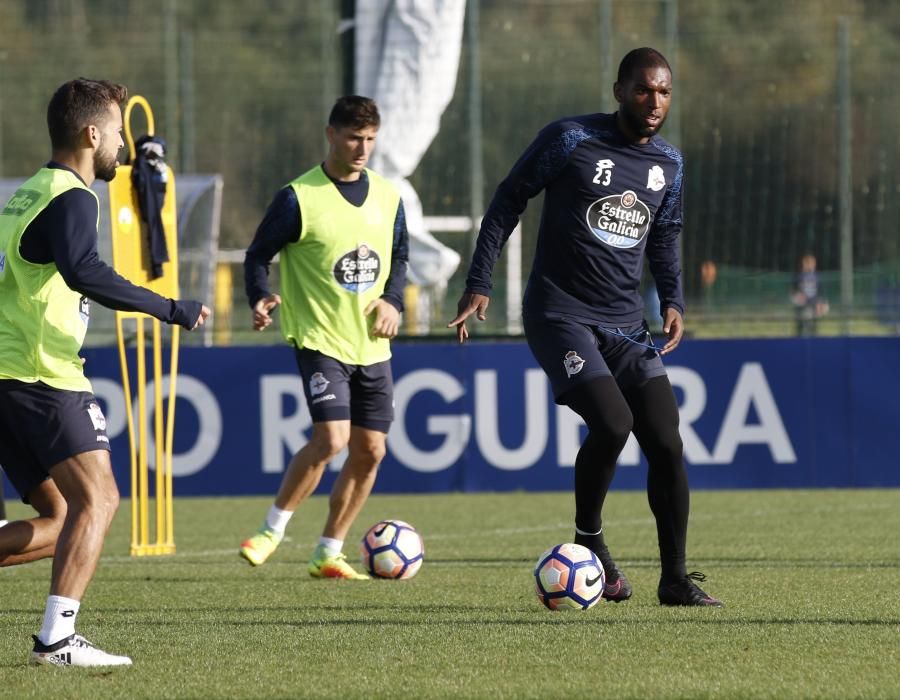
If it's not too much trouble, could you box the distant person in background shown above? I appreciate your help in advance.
[449,48,722,606]
[792,252,828,336]
[700,259,717,312]
[239,96,409,580]
[0,78,210,667]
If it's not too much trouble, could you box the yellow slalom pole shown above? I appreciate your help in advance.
[153,318,164,553]
[124,95,155,163]
[164,324,180,551]
[214,262,233,345]
[404,284,420,334]
[112,94,179,556]
[136,317,149,551]
[118,315,139,555]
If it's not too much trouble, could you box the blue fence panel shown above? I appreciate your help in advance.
[1,338,897,500]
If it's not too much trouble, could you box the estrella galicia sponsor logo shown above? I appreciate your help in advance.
[333,244,381,293]
[585,190,651,249]
[309,372,329,396]
[1,189,41,216]
[563,350,585,377]
[79,296,90,325]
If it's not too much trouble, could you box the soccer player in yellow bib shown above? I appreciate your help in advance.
[240,96,408,579]
[0,79,210,667]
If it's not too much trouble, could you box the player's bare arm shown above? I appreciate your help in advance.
[448,292,490,344]
[253,294,281,331]
[660,307,684,355]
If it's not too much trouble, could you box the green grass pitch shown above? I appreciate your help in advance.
[1,489,898,699]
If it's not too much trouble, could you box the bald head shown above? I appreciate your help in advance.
[617,47,671,84]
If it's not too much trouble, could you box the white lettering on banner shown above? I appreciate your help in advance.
[92,358,796,481]
[91,378,127,440]
[556,404,583,466]
[475,369,548,470]
[388,369,471,472]
[553,365,791,468]
[259,376,353,474]
[329,447,349,472]
[669,367,715,464]
[556,408,641,466]
[712,362,797,463]
[620,433,641,465]
[557,402,648,465]
[554,401,678,467]
[261,375,309,473]
[140,376,222,477]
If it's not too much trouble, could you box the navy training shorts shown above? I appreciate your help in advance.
[293,347,394,433]
[523,313,668,404]
[0,379,110,501]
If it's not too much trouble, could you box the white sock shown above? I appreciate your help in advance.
[265,506,293,535]
[575,526,603,536]
[318,536,343,556]
[39,595,80,646]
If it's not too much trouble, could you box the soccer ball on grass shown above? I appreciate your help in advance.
[361,520,424,579]
[534,543,605,610]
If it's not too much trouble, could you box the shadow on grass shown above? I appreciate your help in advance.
[414,557,900,569]
[191,616,900,627]
[94,555,900,577]
[6,604,898,628]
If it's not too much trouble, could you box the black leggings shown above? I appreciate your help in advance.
[564,374,689,578]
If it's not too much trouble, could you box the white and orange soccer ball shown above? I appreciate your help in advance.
[534,543,605,610]
[361,520,424,579]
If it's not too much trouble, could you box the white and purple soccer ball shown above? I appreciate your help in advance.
[534,543,605,610]
[361,520,424,579]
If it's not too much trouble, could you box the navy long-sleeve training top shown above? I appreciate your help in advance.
[19,162,202,329]
[243,170,409,312]
[466,112,684,326]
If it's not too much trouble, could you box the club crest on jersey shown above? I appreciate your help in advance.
[585,190,651,249]
[647,165,666,192]
[79,295,90,325]
[333,244,381,293]
[563,350,585,377]
[309,372,330,396]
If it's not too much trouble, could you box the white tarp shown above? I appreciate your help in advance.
[355,0,465,291]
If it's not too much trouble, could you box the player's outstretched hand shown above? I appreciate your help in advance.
[253,294,281,331]
[365,298,401,339]
[660,307,684,355]
[192,305,212,331]
[447,292,490,344]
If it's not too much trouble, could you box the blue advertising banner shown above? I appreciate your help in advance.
[2,337,898,498]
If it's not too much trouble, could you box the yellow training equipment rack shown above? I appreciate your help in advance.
[109,95,179,556]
